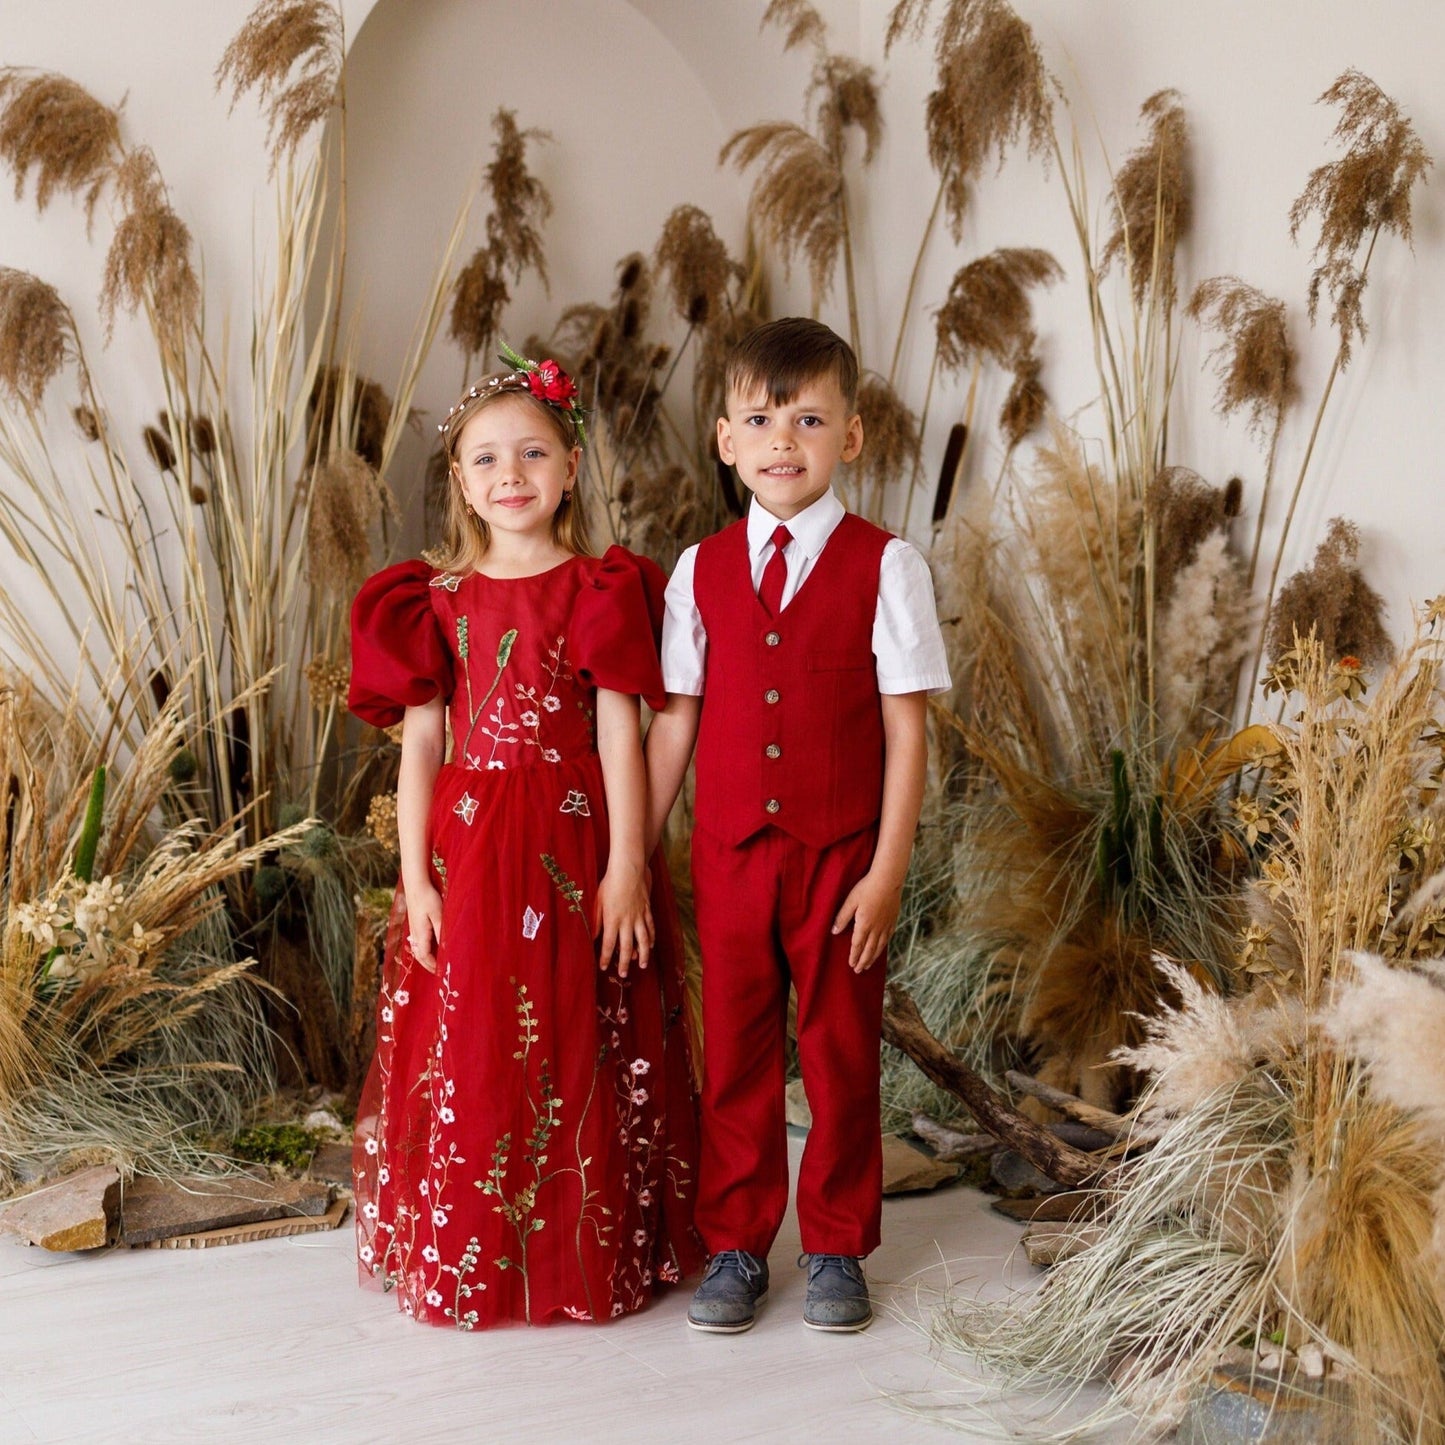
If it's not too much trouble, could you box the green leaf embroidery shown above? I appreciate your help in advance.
[496,628,518,669]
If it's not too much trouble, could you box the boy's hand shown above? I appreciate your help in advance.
[405,881,445,974]
[831,870,904,973]
[595,863,654,978]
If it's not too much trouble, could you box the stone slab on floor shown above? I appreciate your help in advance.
[136,1194,349,1249]
[881,1133,961,1194]
[306,1141,354,1186]
[118,1174,332,1245]
[0,1165,121,1251]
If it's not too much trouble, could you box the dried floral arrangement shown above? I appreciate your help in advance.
[0,0,479,1170]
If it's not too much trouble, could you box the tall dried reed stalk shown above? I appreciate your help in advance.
[0,0,474,1084]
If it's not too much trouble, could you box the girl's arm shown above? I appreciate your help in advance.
[831,690,928,973]
[595,687,654,978]
[398,695,447,973]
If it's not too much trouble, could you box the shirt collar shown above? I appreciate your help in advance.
[746,488,845,560]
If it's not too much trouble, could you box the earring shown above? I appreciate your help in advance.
[561,490,573,503]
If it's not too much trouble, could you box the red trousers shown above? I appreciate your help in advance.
[690,824,886,1258]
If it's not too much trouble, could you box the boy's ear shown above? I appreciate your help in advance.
[716,415,736,466]
[841,411,864,464]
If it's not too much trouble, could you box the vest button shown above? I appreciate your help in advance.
[764,631,781,646]
[764,688,780,704]
[765,743,781,759]
[765,798,780,814]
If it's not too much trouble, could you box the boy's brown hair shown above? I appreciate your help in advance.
[724,317,859,411]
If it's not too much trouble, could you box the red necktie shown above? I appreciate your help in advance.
[759,524,792,617]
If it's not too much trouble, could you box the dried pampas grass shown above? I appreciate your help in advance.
[0,69,120,217]
[450,109,552,364]
[1291,70,1432,365]
[810,54,883,166]
[1188,277,1296,444]
[853,374,921,519]
[216,0,344,167]
[1265,517,1390,669]
[998,350,1046,447]
[305,448,394,595]
[721,122,842,302]
[0,267,71,410]
[1101,89,1191,308]
[654,205,739,329]
[100,148,200,352]
[761,0,827,53]
[935,246,1062,375]
[888,0,1053,239]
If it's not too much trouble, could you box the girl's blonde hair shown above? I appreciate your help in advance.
[431,373,593,572]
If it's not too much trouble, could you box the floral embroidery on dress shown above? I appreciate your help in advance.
[521,906,544,940]
[541,853,585,914]
[430,572,461,592]
[560,790,590,816]
[453,793,478,825]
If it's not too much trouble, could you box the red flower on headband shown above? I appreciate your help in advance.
[527,360,577,406]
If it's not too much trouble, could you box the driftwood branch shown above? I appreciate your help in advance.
[882,985,1100,1189]
[911,1113,997,1161]
[1004,1070,1132,1141]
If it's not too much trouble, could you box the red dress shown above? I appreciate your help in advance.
[348,547,701,1327]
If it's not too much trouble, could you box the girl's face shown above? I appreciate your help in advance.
[452,394,579,540]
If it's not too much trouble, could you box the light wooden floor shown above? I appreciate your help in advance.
[0,1140,1119,1444]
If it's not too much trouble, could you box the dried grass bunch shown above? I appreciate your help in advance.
[0,671,314,1190]
[0,70,120,217]
[1100,89,1192,308]
[887,0,1053,239]
[216,0,344,167]
[448,108,552,371]
[0,267,71,411]
[946,632,1445,1440]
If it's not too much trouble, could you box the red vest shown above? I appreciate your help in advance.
[694,513,891,848]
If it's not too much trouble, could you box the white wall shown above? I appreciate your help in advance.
[3,0,1444,649]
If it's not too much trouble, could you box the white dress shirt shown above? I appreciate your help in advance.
[661,489,953,697]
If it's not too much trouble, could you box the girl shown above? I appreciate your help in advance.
[348,350,701,1327]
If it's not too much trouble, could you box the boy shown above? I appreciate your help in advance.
[645,317,950,1333]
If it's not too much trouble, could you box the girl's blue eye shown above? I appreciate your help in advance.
[524,448,544,459]
[475,453,494,465]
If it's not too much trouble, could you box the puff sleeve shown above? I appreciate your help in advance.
[571,545,668,711]
[348,561,454,728]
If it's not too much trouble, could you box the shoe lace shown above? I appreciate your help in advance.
[706,1249,763,1283]
[800,1252,864,1284]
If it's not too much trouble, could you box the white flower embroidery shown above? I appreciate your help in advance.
[378,1167,390,1185]
[638,1188,653,1207]
[394,989,409,1006]
[439,1106,455,1124]
[432,1208,449,1227]
[381,1006,393,1023]
[560,790,590,816]
[522,905,545,940]
[418,1179,429,1196]
[426,1289,445,1307]
[520,710,539,727]
[630,1088,649,1106]
[633,1229,648,1247]
[364,1137,379,1155]
[486,760,505,771]
[445,1080,456,1097]
[542,695,561,713]
[631,1058,651,1076]
[429,573,461,592]
[362,1201,379,1220]
[542,747,561,763]
[563,1305,592,1320]
[359,1244,375,1264]
[453,792,479,824]
[422,1245,440,1263]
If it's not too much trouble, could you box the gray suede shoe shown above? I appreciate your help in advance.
[687,1250,770,1333]
[801,1253,872,1332]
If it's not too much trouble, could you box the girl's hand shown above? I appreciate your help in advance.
[406,882,445,974]
[594,863,654,979]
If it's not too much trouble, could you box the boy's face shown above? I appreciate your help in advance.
[717,372,863,521]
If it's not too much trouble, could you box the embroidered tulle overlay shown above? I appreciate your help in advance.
[350,552,700,1327]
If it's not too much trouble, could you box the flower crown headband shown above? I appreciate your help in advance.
[438,341,587,449]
